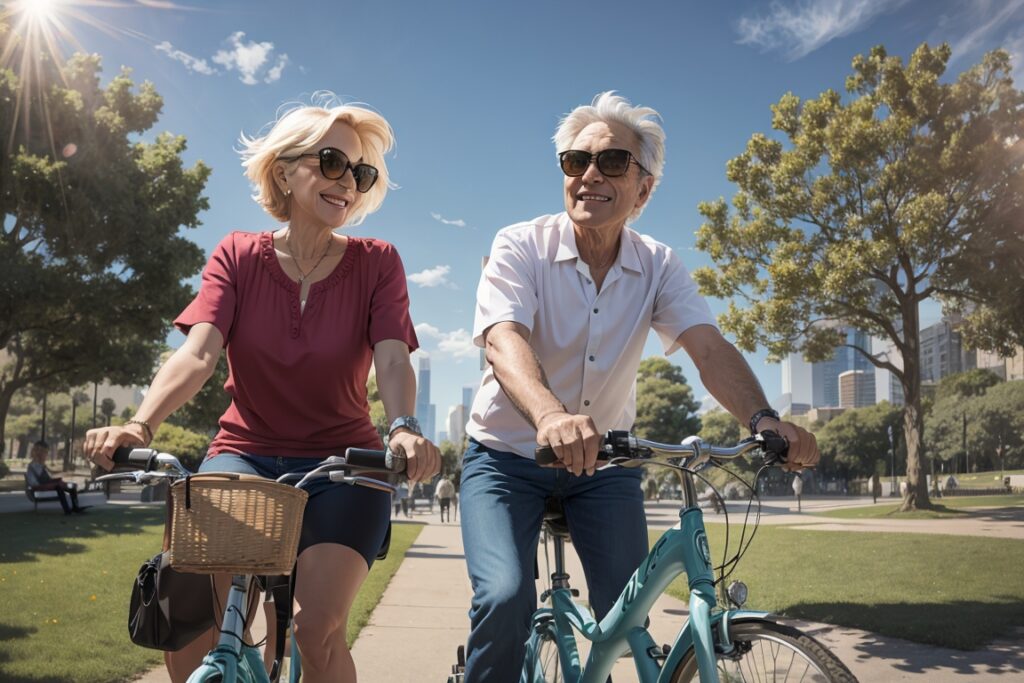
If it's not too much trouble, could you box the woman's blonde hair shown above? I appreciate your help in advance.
[239,92,395,225]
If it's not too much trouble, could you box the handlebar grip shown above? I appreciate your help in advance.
[534,445,611,467]
[758,430,789,463]
[344,447,407,474]
[111,447,157,469]
[535,446,559,467]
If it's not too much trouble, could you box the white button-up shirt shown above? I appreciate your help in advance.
[467,212,717,458]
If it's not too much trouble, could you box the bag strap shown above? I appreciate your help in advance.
[267,573,295,683]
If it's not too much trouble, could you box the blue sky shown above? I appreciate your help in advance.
[32,0,1024,437]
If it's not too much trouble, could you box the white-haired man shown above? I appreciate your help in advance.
[459,92,819,681]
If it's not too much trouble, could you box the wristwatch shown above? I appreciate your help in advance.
[388,415,422,438]
[748,408,780,435]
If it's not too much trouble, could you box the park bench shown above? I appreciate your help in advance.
[23,473,63,511]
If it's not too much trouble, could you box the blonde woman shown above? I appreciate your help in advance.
[85,96,440,683]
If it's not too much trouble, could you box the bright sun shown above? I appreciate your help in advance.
[18,0,61,22]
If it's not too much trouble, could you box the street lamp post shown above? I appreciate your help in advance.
[962,412,968,475]
[888,424,896,496]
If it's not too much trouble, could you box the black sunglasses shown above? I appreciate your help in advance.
[558,148,649,178]
[281,147,379,193]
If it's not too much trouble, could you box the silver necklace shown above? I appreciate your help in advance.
[285,231,332,287]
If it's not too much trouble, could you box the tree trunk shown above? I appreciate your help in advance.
[0,383,17,456]
[899,301,931,511]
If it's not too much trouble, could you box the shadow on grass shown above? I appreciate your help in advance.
[0,506,165,563]
[783,599,1024,652]
[0,623,71,683]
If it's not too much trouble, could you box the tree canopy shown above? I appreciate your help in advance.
[633,357,701,443]
[0,38,210,449]
[693,43,1024,509]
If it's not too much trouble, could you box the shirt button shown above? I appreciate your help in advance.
[593,308,599,314]
[583,400,591,407]
[589,355,595,362]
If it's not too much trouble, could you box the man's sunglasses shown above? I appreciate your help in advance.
[281,147,379,193]
[558,149,649,178]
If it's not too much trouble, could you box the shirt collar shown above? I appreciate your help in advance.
[554,213,644,275]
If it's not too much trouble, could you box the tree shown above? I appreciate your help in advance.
[438,439,462,477]
[165,352,230,434]
[149,422,210,472]
[99,397,116,426]
[633,357,701,443]
[816,402,904,479]
[926,378,1023,473]
[697,409,742,446]
[935,368,1002,401]
[693,43,1024,510]
[0,34,210,449]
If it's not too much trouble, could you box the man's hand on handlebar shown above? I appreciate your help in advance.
[388,429,441,482]
[83,426,148,472]
[536,412,602,477]
[756,418,819,472]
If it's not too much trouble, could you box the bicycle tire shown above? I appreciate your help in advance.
[668,619,858,683]
[535,628,564,683]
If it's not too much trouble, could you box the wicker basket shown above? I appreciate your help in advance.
[167,473,308,575]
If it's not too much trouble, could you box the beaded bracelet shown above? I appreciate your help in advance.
[125,418,154,445]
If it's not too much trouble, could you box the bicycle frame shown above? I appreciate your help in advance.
[525,488,768,683]
[186,575,286,683]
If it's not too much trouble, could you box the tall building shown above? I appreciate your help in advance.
[462,385,475,413]
[415,356,436,442]
[839,370,874,408]
[775,325,876,413]
[919,319,974,383]
[975,345,1024,382]
[447,404,467,446]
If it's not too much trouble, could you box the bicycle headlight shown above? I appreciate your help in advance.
[726,580,748,607]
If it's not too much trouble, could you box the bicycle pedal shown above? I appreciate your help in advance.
[646,644,671,661]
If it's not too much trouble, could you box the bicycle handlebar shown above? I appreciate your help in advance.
[534,429,789,469]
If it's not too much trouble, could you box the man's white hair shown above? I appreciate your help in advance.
[552,91,666,221]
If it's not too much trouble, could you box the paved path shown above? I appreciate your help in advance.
[120,498,1024,681]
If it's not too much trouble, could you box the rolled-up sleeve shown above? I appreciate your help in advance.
[472,232,538,347]
[174,234,238,346]
[651,247,718,355]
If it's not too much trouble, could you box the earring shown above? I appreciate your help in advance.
[285,188,291,196]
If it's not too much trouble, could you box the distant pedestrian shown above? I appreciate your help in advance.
[436,476,456,523]
[792,472,803,513]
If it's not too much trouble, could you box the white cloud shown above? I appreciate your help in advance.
[408,265,454,288]
[949,0,1024,62]
[430,212,467,228]
[264,54,290,84]
[212,31,286,85]
[154,41,217,75]
[736,0,908,61]
[415,324,478,360]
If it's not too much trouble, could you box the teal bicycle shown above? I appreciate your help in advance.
[473,430,858,683]
[100,446,403,683]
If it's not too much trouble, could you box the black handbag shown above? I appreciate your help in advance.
[128,551,215,651]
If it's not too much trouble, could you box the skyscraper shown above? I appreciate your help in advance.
[415,356,436,442]
[776,325,877,413]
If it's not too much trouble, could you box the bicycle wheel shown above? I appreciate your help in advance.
[535,629,564,682]
[668,619,858,683]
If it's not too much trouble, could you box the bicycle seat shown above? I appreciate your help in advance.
[543,497,570,538]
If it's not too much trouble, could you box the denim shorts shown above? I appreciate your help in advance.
[198,453,391,568]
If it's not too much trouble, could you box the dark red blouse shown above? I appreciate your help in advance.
[174,231,419,458]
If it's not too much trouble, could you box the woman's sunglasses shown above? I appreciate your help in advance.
[281,147,379,193]
[558,149,649,178]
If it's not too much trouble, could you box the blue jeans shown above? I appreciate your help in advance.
[460,439,648,683]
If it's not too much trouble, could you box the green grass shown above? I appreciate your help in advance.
[815,494,1024,519]
[0,507,423,682]
[953,469,1024,489]
[660,525,1024,650]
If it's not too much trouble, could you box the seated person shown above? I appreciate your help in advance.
[26,440,88,514]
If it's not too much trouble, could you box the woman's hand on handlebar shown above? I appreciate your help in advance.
[757,417,819,472]
[389,429,441,482]
[83,425,148,472]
